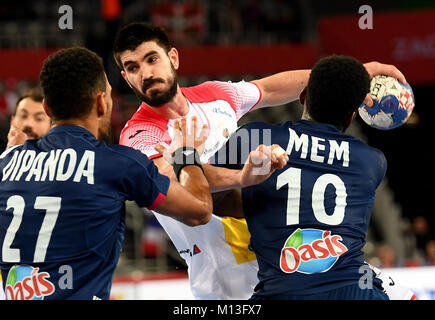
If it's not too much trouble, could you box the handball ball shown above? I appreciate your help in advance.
[358,75,415,130]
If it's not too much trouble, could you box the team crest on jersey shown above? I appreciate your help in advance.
[222,128,230,139]
[280,228,348,274]
[5,265,55,300]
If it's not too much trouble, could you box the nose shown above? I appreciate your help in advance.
[22,117,38,133]
[140,64,154,83]
[23,117,34,129]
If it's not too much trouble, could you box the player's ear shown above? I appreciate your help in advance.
[96,92,107,118]
[121,70,133,88]
[345,112,356,129]
[42,99,52,118]
[168,47,179,70]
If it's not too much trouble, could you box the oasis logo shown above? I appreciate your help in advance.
[280,228,348,274]
[5,265,55,300]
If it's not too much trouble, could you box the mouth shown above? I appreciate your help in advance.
[143,80,165,93]
[24,132,37,139]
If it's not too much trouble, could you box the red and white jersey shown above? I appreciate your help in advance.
[120,80,262,299]
[120,80,261,162]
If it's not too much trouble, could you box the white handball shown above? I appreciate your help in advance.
[358,75,415,130]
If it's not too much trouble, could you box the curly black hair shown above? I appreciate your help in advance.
[39,47,106,121]
[306,55,370,131]
[113,22,171,70]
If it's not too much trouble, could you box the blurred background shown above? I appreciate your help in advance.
[0,0,434,299]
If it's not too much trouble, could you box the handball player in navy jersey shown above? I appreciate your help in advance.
[0,47,214,300]
[213,55,401,300]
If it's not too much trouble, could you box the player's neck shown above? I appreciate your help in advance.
[147,86,189,119]
[52,117,98,138]
[301,111,315,122]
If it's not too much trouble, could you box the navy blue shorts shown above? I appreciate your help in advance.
[251,283,389,300]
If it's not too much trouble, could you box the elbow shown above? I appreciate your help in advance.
[185,202,213,227]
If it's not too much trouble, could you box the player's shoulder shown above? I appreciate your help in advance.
[181,81,228,103]
[107,143,148,159]
[342,131,386,159]
[123,103,169,129]
[0,144,22,160]
[364,144,387,167]
[104,143,153,167]
[181,80,251,103]
[237,120,290,132]
[339,131,387,170]
[120,106,169,143]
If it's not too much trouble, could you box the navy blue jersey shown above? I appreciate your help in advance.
[0,126,170,300]
[212,120,387,297]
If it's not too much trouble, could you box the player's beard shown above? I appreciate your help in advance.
[98,102,113,144]
[98,125,112,144]
[133,64,178,107]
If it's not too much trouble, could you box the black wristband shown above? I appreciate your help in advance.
[171,146,204,181]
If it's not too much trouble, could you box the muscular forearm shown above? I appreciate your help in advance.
[202,164,243,193]
[252,69,310,109]
[212,189,244,218]
[178,165,213,211]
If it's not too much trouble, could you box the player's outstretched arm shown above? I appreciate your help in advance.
[251,69,311,110]
[250,62,406,110]
[202,144,289,193]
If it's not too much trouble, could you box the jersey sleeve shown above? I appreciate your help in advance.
[207,80,261,120]
[119,122,171,160]
[117,146,170,209]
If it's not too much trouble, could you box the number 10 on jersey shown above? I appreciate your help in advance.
[276,168,347,226]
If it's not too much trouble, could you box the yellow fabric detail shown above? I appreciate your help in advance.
[221,216,257,264]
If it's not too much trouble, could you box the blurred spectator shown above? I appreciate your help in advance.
[6,86,51,149]
[150,0,206,45]
[424,240,435,266]
[412,216,431,251]
[376,244,399,268]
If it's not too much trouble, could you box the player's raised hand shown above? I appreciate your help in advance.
[155,116,209,164]
[6,124,27,149]
[239,144,289,187]
[363,61,407,107]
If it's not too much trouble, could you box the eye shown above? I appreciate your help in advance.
[127,66,138,73]
[148,56,158,63]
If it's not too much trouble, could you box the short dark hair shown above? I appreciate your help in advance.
[14,86,43,116]
[113,22,171,70]
[40,47,106,121]
[306,55,370,131]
